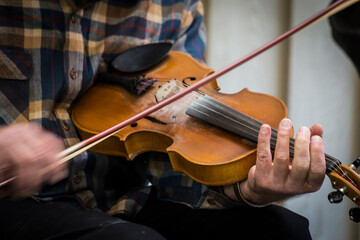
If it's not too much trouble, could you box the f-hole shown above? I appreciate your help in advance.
[182,77,205,96]
[182,77,197,87]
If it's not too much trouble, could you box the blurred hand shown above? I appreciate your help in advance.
[0,123,68,198]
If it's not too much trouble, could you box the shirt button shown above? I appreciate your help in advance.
[70,15,77,24]
[70,69,78,79]
[62,121,70,131]
[72,174,81,184]
[84,198,92,208]
[207,199,217,206]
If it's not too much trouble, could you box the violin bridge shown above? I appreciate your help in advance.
[155,79,180,103]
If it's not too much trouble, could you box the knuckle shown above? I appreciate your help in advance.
[310,185,321,192]
[257,150,270,161]
[295,138,310,152]
[311,163,326,175]
[306,182,322,193]
[294,162,309,173]
[296,134,309,145]
[275,151,288,163]
[294,147,309,160]
[277,129,291,139]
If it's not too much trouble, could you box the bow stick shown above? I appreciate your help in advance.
[0,0,358,188]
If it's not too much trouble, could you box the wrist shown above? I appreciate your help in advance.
[224,181,270,207]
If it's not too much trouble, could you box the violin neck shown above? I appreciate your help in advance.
[185,95,340,172]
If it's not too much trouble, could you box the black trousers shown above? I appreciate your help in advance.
[0,192,312,240]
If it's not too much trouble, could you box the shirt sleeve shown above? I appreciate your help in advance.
[172,0,207,64]
[145,152,244,209]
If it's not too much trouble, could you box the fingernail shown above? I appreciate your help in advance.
[311,135,322,142]
[298,126,310,136]
[280,118,292,129]
[260,124,270,134]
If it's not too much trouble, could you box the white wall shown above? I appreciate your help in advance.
[204,1,360,239]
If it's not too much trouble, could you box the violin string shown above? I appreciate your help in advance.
[173,85,323,163]
[192,98,360,187]
[188,99,295,154]
[153,81,356,187]
[185,90,344,174]
[185,96,360,186]
[197,99,342,172]
[192,100,360,186]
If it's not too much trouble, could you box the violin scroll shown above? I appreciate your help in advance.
[326,162,360,221]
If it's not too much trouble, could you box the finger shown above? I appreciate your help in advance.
[48,164,69,184]
[255,124,273,178]
[0,156,15,198]
[10,140,42,198]
[273,118,292,183]
[310,123,323,138]
[37,136,65,184]
[7,125,64,197]
[23,126,65,184]
[13,164,42,198]
[307,135,326,191]
[290,127,311,185]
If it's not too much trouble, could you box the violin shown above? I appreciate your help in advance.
[72,51,288,186]
[71,50,360,207]
[0,0,359,221]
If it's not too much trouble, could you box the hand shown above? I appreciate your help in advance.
[0,123,68,198]
[225,118,326,205]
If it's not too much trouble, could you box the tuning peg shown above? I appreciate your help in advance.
[350,156,360,171]
[328,190,344,204]
[328,186,348,204]
[349,207,360,222]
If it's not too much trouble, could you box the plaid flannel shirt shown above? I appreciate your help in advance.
[0,0,239,217]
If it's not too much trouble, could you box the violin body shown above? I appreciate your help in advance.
[72,51,288,186]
